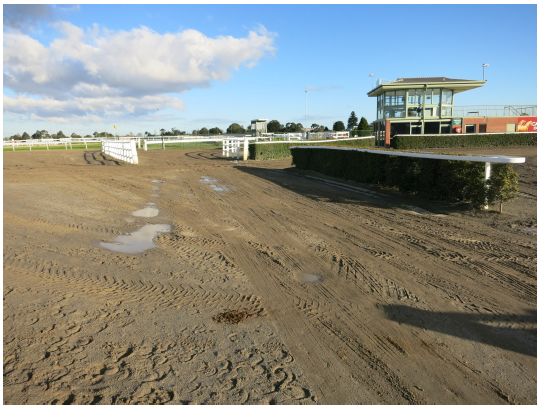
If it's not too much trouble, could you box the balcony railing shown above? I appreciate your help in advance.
[452,105,536,117]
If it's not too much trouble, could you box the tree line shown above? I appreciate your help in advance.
[7,112,371,140]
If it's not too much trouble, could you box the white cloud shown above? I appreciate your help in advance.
[3,94,186,122]
[3,22,276,120]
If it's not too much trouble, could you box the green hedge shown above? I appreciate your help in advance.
[291,147,517,208]
[248,137,375,160]
[392,132,537,149]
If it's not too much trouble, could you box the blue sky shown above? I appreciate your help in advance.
[3,3,537,138]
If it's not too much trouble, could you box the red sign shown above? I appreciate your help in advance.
[517,117,537,132]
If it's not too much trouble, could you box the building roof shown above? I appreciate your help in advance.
[367,77,486,97]
[390,77,478,84]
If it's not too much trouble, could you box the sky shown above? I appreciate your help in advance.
[2,3,538,138]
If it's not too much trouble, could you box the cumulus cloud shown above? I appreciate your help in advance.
[3,21,276,120]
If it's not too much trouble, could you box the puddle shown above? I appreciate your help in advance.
[301,274,323,283]
[100,224,172,253]
[152,186,160,191]
[132,203,159,218]
[523,228,537,235]
[200,176,228,192]
[152,180,164,183]
[150,194,160,197]
[125,217,136,223]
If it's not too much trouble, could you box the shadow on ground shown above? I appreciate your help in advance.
[84,151,121,165]
[382,304,536,356]
[234,165,473,215]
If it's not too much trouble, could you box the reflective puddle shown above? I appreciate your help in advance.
[200,176,228,192]
[100,224,172,253]
[132,203,159,218]
[152,179,164,183]
[301,274,323,283]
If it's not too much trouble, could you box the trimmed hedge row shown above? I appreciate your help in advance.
[392,132,537,149]
[248,137,375,160]
[291,147,515,208]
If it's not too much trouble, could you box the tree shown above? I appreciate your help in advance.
[21,132,30,140]
[486,164,519,213]
[57,130,66,138]
[71,132,80,138]
[283,122,303,132]
[333,121,345,131]
[267,120,282,133]
[358,117,371,131]
[199,127,209,135]
[347,111,358,129]
[209,127,222,135]
[226,123,246,134]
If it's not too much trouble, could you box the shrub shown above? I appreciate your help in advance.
[392,133,536,149]
[248,138,375,160]
[290,147,519,209]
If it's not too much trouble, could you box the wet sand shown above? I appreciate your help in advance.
[3,146,536,404]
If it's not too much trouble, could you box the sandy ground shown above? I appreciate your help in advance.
[3,146,536,405]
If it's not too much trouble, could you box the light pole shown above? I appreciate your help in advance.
[305,90,307,131]
[482,63,489,81]
[157,109,164,149]
[369,73,374,89]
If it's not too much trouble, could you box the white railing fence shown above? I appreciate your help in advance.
[102,140,138,164]
[222,137,254,160]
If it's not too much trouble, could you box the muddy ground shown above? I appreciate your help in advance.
[3,146,536,404]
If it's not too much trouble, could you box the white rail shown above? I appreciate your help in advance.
[254,136,374,146]
[143,137,227,151]
[222,137,258,160]
[102,140,138,164]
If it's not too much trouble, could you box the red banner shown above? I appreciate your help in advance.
[517,117,537,132]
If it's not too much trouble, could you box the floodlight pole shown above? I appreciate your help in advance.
[305,90,307,130]
[482,63,489,81]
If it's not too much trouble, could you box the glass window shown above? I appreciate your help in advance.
[396,91,406,105]
[385,91,395,106]
[432,89,440,104]
[408,89,422,105]
[442,107,452,116]
[425,90,432,105]
[442,90,453,105]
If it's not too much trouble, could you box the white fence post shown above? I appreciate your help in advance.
[243,138,249,161]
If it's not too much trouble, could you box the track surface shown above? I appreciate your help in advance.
[3,147,537,404]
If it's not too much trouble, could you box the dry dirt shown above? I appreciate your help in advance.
[3,146,537,405]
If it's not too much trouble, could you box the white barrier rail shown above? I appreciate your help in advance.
[102,140,138,164]
[253,136,374,146]
[143,137,227,151]
[222,137,259,160]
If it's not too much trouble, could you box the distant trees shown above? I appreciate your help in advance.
[226,123,246,134]
[347,111,358,129]
[267,120,282,133]
[199,127,209,135]
[358,117,371,131]
[208,127,223,135]
[333,121,345,131]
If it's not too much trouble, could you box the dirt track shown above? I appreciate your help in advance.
[3,146,537,404]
